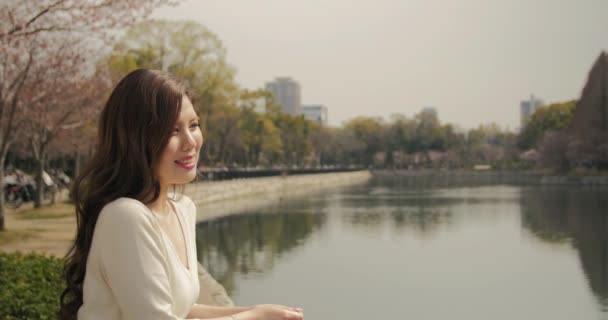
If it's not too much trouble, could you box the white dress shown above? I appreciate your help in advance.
[77,196,200,319]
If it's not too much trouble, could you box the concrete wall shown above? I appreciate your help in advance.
[186,171,371,222]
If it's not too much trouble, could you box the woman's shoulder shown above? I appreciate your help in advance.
[98,197,154,226]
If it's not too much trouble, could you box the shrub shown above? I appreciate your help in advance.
[0,252,64,319]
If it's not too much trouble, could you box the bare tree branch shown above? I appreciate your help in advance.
[0,0,66,38]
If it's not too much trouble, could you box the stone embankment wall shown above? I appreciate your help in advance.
[184,170,372,307]
[371,170,608,185]
[185,171,371,220]
[539,176,608,185]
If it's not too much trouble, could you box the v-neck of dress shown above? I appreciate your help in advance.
[160,199,191,273]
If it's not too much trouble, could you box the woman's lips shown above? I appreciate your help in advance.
[175,162,195,170]
[175,158,195,170]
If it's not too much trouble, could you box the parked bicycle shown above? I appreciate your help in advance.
[3,169,60,209]
[4,181,34,209]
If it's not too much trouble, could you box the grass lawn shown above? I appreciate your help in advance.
[0,229,36,246]
[17,203,75,220]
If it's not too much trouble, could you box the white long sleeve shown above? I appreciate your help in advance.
[78,196,200,320]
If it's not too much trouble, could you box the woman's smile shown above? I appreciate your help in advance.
[175,155,196,169]
[175,161,195,170]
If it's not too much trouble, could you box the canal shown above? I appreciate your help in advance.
[195,176,608,320]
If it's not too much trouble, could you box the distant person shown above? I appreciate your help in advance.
[60,69,303,320]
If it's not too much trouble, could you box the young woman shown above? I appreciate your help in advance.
[60,69,304,320]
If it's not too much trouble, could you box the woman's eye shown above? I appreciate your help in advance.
[173,123,199,134]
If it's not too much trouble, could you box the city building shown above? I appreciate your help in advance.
[301,104,328,125]
[520,94,544,129]
[265,77,301,115]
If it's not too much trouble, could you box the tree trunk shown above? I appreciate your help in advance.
[0,166,4,231]
[0,156,7,231]
[74,152,81,178]
[34,156,45,208]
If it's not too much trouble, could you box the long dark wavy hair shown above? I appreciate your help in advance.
[59,69,191,319]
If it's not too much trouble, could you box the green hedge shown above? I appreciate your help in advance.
[0,252,64,319]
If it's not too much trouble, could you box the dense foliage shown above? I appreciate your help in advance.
[0,252,64,319]
[518,101,576,150]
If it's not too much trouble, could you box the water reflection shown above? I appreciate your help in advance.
[521,186,608,309]
[195,177,608,318]
[195,202,327,295]
[338,177,520,235]
[390,206,452,233]
[338,193,454,235]
[371,172,539,189]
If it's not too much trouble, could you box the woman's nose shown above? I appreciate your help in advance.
[182,130,197,149]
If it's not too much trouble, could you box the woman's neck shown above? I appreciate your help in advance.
[146,184,172,217]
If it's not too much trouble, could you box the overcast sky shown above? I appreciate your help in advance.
[152,0,608,130]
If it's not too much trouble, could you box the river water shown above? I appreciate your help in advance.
[195,176,608,320]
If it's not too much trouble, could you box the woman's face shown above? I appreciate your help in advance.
[156,96,203,188]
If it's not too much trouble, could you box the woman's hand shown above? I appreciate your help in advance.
[254,304,303,314]
[238,304,303,320]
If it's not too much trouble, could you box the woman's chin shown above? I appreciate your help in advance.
[168,174,197,186]
[182,171,198,183]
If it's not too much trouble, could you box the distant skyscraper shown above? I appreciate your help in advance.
[301,104,328,125]
[265,77,301,115]
[520,94,544,129]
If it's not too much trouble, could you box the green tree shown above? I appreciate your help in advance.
[465,123,518,165]
[389,114,416,149]
[274,114,313,166]
[518,100,576,150]
[238,95,283,166]
[259,118,283,165]
[413,111,444,152]
[205,105,242,165]
[105,20,231,85]
[237,89,284,166]
[343,117,386,166]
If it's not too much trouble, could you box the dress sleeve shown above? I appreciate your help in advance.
[96,199,184,320]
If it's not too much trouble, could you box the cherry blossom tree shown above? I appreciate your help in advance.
[0,0,181,229]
